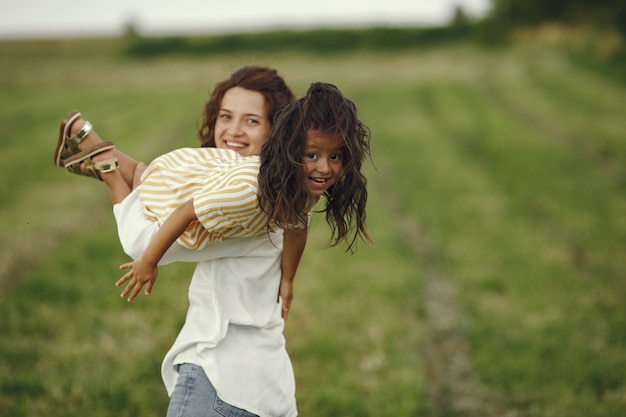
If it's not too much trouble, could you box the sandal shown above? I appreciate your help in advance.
[65,154,120,181]
[54,109,105,167]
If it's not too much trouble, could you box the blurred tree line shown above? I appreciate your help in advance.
[123,0,624,82]
[476,0,626,83]
[487,0,626,35]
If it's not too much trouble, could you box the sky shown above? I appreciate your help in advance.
[0,0,492,39]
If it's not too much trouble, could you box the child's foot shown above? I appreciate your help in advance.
[55,110,119,181]
[54,110,114,168]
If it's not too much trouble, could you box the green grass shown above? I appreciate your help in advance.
[0,36,625,416]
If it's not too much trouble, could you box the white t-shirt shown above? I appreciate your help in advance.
[113,188,297,417]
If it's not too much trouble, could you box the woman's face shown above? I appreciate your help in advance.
[214,87,270,157]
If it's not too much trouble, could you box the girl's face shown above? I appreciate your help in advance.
[214,87,270,156]
[301,129,344,198]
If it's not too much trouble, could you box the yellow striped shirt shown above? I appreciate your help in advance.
[137,147,267,250]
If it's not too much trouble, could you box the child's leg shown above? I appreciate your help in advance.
[86,149,132,204]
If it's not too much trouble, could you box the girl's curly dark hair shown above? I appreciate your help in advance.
[258,82,372,252]
[198,66,295,147]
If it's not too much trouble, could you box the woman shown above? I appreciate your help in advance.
[56,66,298,416]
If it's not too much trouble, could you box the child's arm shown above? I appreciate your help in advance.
[279,228,307,321]
[116,199,196,302]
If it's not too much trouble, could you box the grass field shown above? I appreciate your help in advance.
[0,35,625,416]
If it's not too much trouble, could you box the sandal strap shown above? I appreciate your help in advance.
[94,158,119,174]
[67,120,93,147]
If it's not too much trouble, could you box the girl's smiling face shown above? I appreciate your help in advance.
[301,129,344,198]
[214,87,270,156]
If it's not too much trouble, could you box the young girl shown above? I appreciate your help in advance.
[115,81,372,301]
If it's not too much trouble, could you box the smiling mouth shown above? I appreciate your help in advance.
[310,177,329,185]
[225,141,246,149]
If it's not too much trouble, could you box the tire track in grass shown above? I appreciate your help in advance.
[379,174,509,417]
[481,57,626,188]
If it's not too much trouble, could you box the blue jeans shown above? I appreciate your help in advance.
[166,363,259,417]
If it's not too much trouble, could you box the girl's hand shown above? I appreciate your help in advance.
[116,258,159,302]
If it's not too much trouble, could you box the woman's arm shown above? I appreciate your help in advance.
[116,199,196,301]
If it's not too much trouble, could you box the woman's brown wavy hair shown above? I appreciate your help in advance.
[197,66,295,147]
[258,82,372,252]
